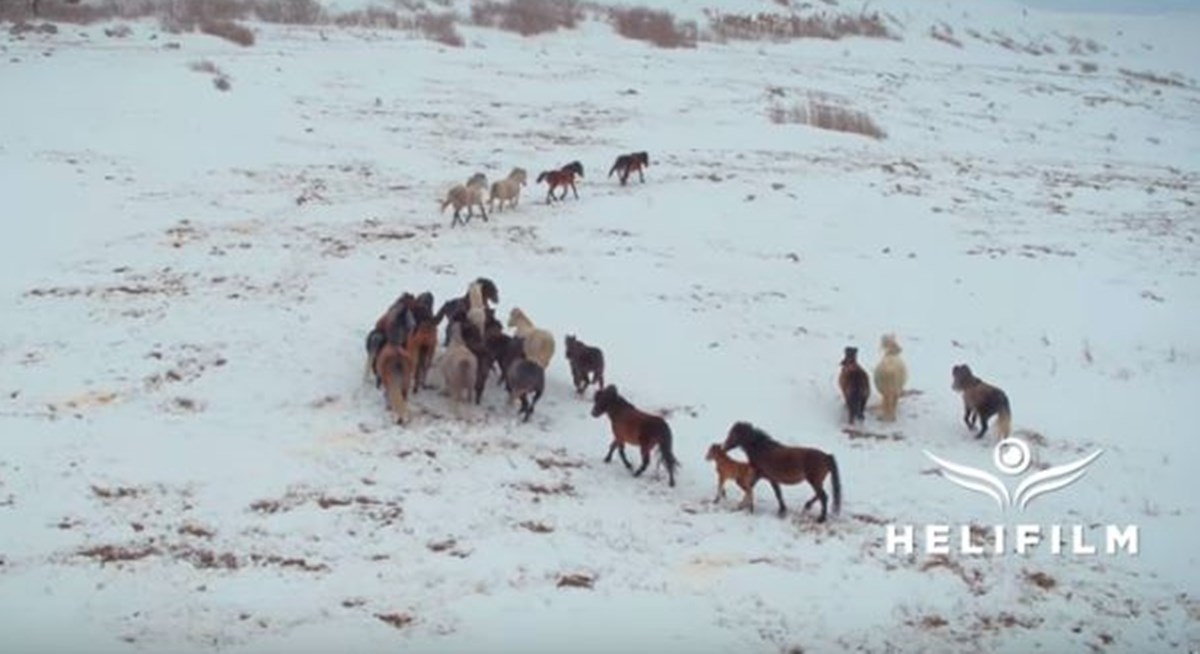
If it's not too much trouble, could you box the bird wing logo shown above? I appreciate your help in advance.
[924,437,1103,511]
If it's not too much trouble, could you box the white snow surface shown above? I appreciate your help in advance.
[1,0,1198,652]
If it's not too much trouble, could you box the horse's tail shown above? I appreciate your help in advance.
[536,171,549,184]
[827,453,842,516]
[658,423,680,479]
[608,161,620,178]
[996,396,1012,439]
[440,195,451,213]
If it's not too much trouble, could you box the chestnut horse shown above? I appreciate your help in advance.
[373,342,413,424]
[536,161,584,203]
[608,151,649,186]
[722,421,841,522]
[404,318,438,395]
[590,385,678,487]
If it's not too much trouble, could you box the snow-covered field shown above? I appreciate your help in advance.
[2,0,1198,651]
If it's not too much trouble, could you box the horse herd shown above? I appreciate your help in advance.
[382,147,1018,523]
[439,151,651,227]
[363,273,1017,524]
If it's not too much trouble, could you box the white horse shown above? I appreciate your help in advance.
[506,307,555,370]
[488,167,528,213]
[873,333,908,422]
[441,173,489,227]
[466,280,488,336]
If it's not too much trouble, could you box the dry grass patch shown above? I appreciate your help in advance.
[705,9,894,42]
[470,0,582,36]
[609,6,696,49]
[198,19,255,46]
[768,93,886,140]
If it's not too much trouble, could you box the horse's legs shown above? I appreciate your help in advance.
[714,477,725,503]
[803,481,830,522]
[976,414,990,439]
[633,443,651,477]
[962,402,976,428]
[617,444,633,470]
[769,480,788,517]
[519,394,531,422]
[604,440,620,463]
[638,168,645,183]
[570,181,579,200]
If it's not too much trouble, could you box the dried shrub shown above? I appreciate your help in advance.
[333,7,402,29]
[252,0,323,24]
[470,0,582,37]
[1078,61,1099,73]
[416,11,464,47]
[1119,68,1187,88]
[706,9,893,42]
[159,0,251,32]
[610,7,696,49]
[199,19,255,46]
[930,24,961,48]
[768,96,886,140]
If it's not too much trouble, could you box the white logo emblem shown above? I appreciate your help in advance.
[924,437,1103,511]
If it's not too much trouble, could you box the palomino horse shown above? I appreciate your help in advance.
[608,151,649,186]
[838,346,870,424]
[722,421,841,522]
[590,385,678,487]
[536,161,584,203]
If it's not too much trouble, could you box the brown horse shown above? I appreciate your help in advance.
[705,443,756,505]
[722,421,841,522]
[373,342,413,424]
[536,161,584,203]
[608,151,649,186]
[951,364,1012,440]
[590,385,678,487]
[838,346,870,424]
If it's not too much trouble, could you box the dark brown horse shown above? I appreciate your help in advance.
[838,346,870,424]
[722,421,841,522]
[608,151,649,186]
[536,161,584,203]
[951,364,1012,440]
[564,335,605,395]
[590,385,678,487]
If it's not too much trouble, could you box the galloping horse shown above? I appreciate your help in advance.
[536,161,584,203]
[608,151,649,186]
[590,385,678,487]
[722,421,841,522]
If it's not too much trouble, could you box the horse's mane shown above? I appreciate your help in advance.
[733,421,781,449]
[598,386,633,411]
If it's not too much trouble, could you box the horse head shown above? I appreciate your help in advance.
[590,384,618,417]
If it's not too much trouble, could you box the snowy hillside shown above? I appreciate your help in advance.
[1,0,1198,651]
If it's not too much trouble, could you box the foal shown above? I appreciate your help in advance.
[705,443,756,506]
[838,346,870,424]
[536,161,584,203]
[722,421,841,522]
[590,385,678,487]
[608,151,649,186]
